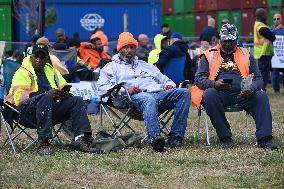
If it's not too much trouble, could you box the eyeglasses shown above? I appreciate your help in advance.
[273,18,281,21]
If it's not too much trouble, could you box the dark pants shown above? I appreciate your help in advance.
[257,55,272,90]
[202,88,272,141]
[272,68,284,92]
[17,94,92,140]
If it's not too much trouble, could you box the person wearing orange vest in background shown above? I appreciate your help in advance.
[254,8,275,90]
[90,29,109,53]
[191,24,278,150]
[78,37,111,70]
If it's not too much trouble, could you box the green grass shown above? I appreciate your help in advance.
[1,85,284,189]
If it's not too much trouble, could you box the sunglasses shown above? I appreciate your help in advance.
[273,18,281,21]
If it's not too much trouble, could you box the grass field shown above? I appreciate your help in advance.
[0,86,283,189]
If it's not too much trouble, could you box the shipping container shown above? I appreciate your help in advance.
[195,11,217,36]
[173,0,184,14]
[195,0,206,12]
[230,10,242,36]
[217,0,241,10]
[268,8,282,26]
[255,0,267,7]
[173,15,184,33]
[184,14,195,37]
[217,10,230,30]
[267,0,282,7]
[0,0,11,3]
[206,0,218,11]
[163,0,174,15]
[0,4,12,41]
[241,0,254,9]
[173,0,194,14]
[163,15,175,29]
[184,0,195,13]
[242,9,255,36]
[14,0,162,42]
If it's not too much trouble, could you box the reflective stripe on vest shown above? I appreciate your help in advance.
[5,68,35,105]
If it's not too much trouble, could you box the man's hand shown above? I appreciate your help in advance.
[127,86,141,95]
[47,89,66,100]
[164,85,174,91]
[214,79,231,91]
[238,89,253,100]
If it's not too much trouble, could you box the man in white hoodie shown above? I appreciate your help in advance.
[97,32,190,152]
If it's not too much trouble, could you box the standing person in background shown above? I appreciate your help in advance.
[254,8,275,90]
[90,28,109,53]
[155,32,191,84]
[199,17,219,52]
[135,34,151,62]
[148,34,169,65]
[53,28,69,49]
[161,23,172,39]
[269,13,284,93]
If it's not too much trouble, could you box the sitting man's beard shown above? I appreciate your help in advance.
[221,41,237,54]
[119,50,135,64]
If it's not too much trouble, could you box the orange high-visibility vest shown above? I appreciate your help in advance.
[191,47,250,108]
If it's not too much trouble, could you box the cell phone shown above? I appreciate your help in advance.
[223,79,233,85]
[62,85,72,92]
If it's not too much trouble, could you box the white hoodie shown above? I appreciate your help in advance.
[97,54,175,96]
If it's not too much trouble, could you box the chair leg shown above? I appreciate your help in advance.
[244,112,249,142]
[197,109,201,140]
[205,114,210,145]
[1,114,16,153]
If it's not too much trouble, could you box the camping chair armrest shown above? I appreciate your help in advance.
[101,82,131,101]
[178,80,190,88]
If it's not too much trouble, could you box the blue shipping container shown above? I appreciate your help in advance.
[14,0,162,42]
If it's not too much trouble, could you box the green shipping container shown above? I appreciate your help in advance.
[268,8,282,26]
[0,4,12,41]
[174,0,195,14]
[0,0,11,3]
[174,15,184,34]
[183,14,195,37]
[217,10,242,36]
[174,0,184,14]
[267,0,282,7]
[217,10,230,30]
[230,10,242,36]
[184,0,195,13]
[163,15,175,30]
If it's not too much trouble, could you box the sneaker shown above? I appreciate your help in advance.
[71,136,101,153]
[220,137,234,149]
[151,136,165,152]
[167,135,183,149]
[37,139,54,155]
[257,136,278,150]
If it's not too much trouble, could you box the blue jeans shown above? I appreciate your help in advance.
[272,68,283,91]
[131,88,190,143]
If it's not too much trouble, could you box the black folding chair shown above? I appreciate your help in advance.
[0,59,66,153]
[99,82,184,143]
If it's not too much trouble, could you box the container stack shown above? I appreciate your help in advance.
[162,0,284,37]
[0,0,12,41]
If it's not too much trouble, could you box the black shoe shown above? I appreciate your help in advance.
[151,136,165,152]
[257,136,278,150]
[220,137,234,149]
[37,139,54,155]
[167,135,183,149]
[71,136,101,153]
